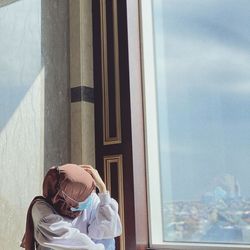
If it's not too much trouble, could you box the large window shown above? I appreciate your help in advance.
[141,0,250,248]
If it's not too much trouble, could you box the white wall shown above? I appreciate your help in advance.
[0,69,44,249]
[0,1,44,249]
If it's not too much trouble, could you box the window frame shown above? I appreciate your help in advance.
[140,0,163,246]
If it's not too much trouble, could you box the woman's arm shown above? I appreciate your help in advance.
[87,192,122,240]
[79,165,122,240]
[32,199,104,250]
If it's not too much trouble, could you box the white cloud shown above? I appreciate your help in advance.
[155,34,250,94]
[226,82,250,94]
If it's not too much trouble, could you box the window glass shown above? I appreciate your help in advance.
[152,0,250,244]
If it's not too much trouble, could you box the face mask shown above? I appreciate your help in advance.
[70,195,93,212]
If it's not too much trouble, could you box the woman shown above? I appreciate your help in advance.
[20,164,122,250]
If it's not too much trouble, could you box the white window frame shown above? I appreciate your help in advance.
[139,0,250,249]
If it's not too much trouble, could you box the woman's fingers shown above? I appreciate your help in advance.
[79,165,106,193]
[82,167,96,175]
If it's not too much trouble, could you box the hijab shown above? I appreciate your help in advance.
[20,164,96,250]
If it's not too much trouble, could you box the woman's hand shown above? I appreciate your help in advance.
[79,165,107,193]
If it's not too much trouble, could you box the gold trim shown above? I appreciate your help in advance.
[104,155,125,250]
[100,0,122,145]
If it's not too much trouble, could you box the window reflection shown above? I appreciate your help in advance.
[152,0,250,243]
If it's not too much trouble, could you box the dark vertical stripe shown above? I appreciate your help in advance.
[110,163,120,249]
[106,0,117,137]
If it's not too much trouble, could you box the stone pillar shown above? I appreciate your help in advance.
[42,0,71,172]
[69,0,95,167]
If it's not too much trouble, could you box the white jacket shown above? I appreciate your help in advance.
[31,192,122,250]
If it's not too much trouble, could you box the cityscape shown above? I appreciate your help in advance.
[162,175,250,243]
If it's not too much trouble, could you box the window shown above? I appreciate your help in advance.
[141,0,250,248]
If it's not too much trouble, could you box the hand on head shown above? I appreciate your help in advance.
[78,165,107,193]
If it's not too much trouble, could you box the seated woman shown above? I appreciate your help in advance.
[20,164,122,250]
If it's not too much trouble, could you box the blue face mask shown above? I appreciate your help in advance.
[70,195,93,212]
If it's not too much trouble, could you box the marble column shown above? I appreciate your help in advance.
[69,0,95,167]
[42,0,71,172]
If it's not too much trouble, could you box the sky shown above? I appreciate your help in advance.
[152,0,250,201]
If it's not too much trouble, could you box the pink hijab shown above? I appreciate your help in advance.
[21,164,95,250]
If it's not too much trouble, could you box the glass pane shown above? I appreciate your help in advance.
[152,0,250,244]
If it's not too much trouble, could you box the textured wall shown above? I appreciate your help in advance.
[0,0,70,249]
[0,71,44,250]
[0,1,44,249]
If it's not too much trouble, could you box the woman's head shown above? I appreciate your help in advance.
[43,164,95,218]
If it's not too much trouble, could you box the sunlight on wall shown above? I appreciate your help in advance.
[0,67,44,250]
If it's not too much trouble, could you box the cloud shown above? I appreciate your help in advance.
[152,0,250,96]
[155,33,250,95]
[226,82,250,94]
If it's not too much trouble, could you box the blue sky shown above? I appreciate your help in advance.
[152,0,250,201]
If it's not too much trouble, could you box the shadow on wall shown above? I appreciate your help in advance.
[0,0,20,8]
[0,0,42,132]
[0,0,70,249]
[0,66,44,249]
